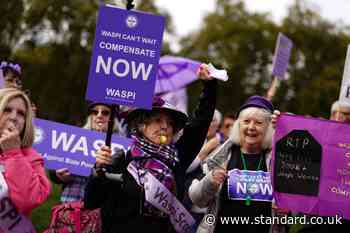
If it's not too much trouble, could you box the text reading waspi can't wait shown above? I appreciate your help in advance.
[86,4,165,109]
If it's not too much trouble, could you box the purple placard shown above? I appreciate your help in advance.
[86,4,165,109]
[271,33,293,80]
[33,118,132,177]
[228,169,273,202]
[272,114,350,219]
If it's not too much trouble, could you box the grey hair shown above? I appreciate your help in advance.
[331,101,340,114]
[229,107,274,150]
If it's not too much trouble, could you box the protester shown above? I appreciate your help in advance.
[206,109,222,140]
[84,65,217,233]
[184,111,235,229]
[50,102,123,203]
[189,95,275,233]
[219,112,235,140]
[329,100,350,122]
[0,88,51,232]
[0,61,22,89]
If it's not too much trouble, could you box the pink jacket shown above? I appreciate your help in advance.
[0,147,51,219]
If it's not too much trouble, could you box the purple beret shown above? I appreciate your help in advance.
[238,95,274,115]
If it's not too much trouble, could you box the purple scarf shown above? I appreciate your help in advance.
[129,135,179,192]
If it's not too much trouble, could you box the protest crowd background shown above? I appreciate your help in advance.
[1,0,350,232]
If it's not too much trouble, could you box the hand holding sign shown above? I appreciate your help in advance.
[95,145,113,169]
[56,168,73,183]
[212,167,227,188]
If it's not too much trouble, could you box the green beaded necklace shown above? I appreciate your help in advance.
[240,152,263,206]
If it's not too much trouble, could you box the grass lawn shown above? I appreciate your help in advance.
[30,177,61,232]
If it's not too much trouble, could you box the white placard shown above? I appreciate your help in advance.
[339,45,350,107]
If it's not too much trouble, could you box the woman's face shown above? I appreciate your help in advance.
[142,111,174,145]
[0,97,27,134]
[239,115,267,151]
[4,70,20,89]
[90,105,111,132]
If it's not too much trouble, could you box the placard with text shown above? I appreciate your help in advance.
[86,5,165,109]
[33,118,132,177]
[272,114,350,219]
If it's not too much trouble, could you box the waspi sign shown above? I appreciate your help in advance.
[86,5,165,109]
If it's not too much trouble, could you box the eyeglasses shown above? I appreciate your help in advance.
[90,109,111,117]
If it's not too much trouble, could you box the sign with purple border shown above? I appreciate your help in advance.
[272,114,350,220]
[228,169,273,202]
[86,4,165,109]
[33,118,132,177]
[271,33,293,80]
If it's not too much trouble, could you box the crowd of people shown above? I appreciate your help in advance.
[0,59,349,233]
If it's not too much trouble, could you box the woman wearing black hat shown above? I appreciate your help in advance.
[84,66,217,233]
[189,95,275,233]
[49,102,124,203]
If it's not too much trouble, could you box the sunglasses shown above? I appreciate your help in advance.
[90,109,111,117]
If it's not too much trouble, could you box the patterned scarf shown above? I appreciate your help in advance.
[129,135,179,193]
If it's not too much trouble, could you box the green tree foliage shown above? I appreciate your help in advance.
[0,0,25,57]
[276,0,350,117]
[181,0,350,118]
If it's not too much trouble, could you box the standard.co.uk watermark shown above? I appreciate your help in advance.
[204,214,343,225]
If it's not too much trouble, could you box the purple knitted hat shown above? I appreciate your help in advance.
[238,95,274,116]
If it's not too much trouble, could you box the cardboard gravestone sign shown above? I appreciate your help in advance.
[272,114,350,219]
[274,130,322,196]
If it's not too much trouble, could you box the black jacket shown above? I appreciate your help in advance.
[84,80,217,233]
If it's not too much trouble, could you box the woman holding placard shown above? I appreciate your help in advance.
[189,95,275,233]
[84,65,217,233]
[0,88,51,233]
[50,102,124,203]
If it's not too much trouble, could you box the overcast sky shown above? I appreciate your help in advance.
[154,0,350,38]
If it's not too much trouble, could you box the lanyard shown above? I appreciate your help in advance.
[240,152,263,171]
[240,152,264,206]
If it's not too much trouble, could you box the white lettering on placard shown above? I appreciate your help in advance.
[91,140,105,157]
[96,55,153,81]
[106,88,136,100]
[70,136,89,156]
[51,131,128,158]
[52,131,76,151]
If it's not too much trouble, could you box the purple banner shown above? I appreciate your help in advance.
[86,5,165,109]
[33,118,132,177]
[228,169,273,202]
[271,33,293,80]
[272,114,350,219]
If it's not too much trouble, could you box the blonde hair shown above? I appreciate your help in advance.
[229,107,274,150]
[0,88,34,147]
